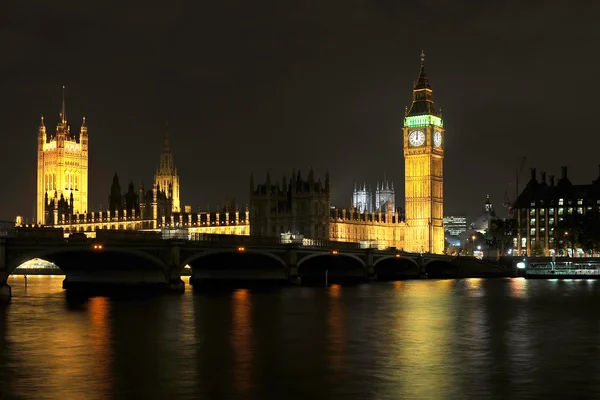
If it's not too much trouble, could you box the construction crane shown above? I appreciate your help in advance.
[503,156,527,219]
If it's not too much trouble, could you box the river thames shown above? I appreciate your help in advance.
[1,276,600,399]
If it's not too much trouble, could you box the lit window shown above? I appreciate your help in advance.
[549,209,555,215]
[530,209,536,216]
[530,228,536,236]
[540,209,545,216]
[577,207,583,214]
[577,199,583,205]
[549,218,555,225]
[530,218,536,225]
[521,238,526,248]
[530,201,535,207]
[559,199,564,206]
[558,208,564,215]
[568,207,573,215]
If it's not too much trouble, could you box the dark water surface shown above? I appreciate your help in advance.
[1,276,600,400]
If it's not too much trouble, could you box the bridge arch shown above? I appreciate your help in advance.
[7,247,171,280]
[374,255,420,280]
[373,255,419,268]
[297,252,366,268]
[297,252,366,283]
[182,249,286,271]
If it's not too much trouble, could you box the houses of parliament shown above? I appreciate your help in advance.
[28,52,445,254]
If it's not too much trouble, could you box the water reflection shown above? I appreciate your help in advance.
[509,278,528,298]
[231,289,254,395]
[5,276,600,399]
[327,284,345,372]
[88,297,113,399]
[381,280,458,399]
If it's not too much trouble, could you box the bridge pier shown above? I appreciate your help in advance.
[0,240,10,301]
[0,274,11,302]
[364,249,376,280]
[417,256,427,278]
[285,246,300,285]
[167,244,185,293]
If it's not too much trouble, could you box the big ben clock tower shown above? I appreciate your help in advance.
[403,51,444,254]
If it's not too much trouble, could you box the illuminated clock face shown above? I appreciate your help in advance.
[434,131,442,147]
[408,130,425,147]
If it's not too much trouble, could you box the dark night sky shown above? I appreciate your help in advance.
[2,0,600,223]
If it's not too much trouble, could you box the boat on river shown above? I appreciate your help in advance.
[525,261,600,279]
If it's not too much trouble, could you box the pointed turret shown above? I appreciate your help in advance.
[154,121,180,212]
[160,125,174,171]
[38,115,47,143]
[60,85,67,124]
[406,50,439,117]
[414,50,431,90]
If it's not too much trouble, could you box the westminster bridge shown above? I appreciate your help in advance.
[0,234,510,300]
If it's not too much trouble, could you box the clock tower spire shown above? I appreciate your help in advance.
[403,51,445,254]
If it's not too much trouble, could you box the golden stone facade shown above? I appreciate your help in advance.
[29,53,446,254]
[154,126,181,213]
[403,51,444,254]
[37,88,88,224]
[329,209,406,250]
[328,52,445,254]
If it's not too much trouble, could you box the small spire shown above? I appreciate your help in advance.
[60,85,66,123]
[81,116,86,127]
[40,115,45,127]
[414,50,431,90]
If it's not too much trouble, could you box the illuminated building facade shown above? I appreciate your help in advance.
[443,215,467,236]
[352,183,373,213]
[28,173,250,237]
[37,87,88,224]
[329,207,406,249]
[249,52,445,253]
[351,176,396,214]
[154,126,181,212]
[30,125,249,237]
[403,51,445,253]
[514,166,600,256]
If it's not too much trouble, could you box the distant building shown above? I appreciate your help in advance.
[514,166,600,257]
[443,215,467,236]
[470,195,496,234]
[351,176,396,214]
[154,125,181,213]
[352,183,373,214]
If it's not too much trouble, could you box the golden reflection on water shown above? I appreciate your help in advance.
[88,296,112,399]
[231,289,254,395]
[510,278,528,298]
[6,276,113,400]
[390,280,456,399]
[327,284,344,372]
[393,280,403,293]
